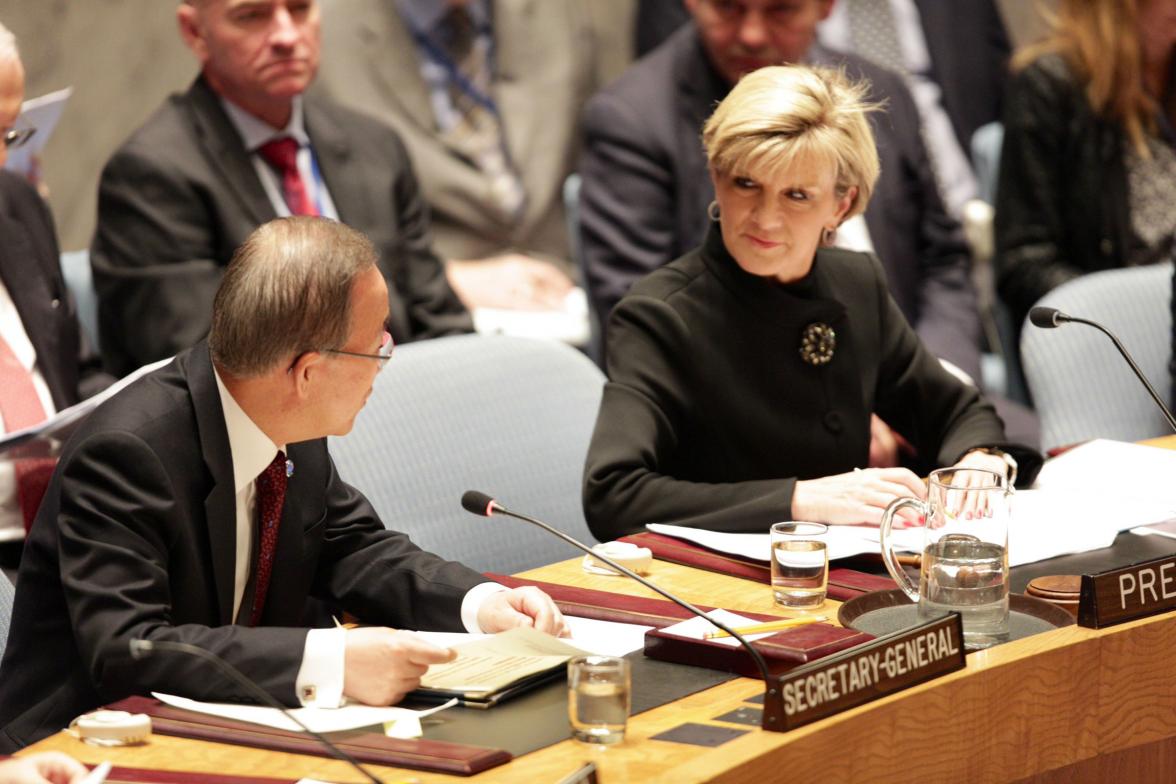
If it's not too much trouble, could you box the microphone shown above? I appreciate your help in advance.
[1028,306,1176,433]
[460,490,785,732]
[128,639,384,784]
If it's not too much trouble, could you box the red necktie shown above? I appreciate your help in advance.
[256,137,318,216]
[249,451,288,626]
[0,334,55,532]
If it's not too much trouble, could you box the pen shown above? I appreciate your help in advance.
[78,761,112,784]
[703,616,827,639]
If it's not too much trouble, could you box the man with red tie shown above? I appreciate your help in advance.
[0,216,565,750]
[90,0,472,378]
[0,22,111,570]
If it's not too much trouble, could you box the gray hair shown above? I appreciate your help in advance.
[0,22,19,63]
[702,65,881,221]
[209,217,378,377]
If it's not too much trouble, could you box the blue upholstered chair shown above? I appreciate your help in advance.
[328,333,605,575]
[60,249,100,353]
[1020,262,1174,452]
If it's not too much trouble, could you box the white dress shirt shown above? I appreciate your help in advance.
[212,369,503,707]
[820,0,979,218]
[220,96,340,221]
[0,278,57,542]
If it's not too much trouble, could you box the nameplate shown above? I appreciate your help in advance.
[1079,554,1176,628]
[762,613,964,732]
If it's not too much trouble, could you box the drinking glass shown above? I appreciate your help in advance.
[568,655,630,745]
[770,522,829,609]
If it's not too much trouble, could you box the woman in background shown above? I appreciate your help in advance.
[583,65,1040,541]
[996,0,1176,330]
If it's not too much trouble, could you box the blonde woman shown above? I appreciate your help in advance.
[996,0,1176,329]
[583,66,1039,540]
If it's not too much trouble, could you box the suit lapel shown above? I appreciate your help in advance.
[182,78,276,228]
[188,343,238,625]
[304,98,366,226]
[356,3,435,137]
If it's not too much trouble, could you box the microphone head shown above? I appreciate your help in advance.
[1029,306,1065,328]
[461,490,496,517]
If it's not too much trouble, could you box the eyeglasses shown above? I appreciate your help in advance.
[324,331,394,370]
[3,127,36,149]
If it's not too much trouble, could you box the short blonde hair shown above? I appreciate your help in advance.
[702,65,880,220]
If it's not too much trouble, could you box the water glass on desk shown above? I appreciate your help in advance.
[568,655,630,745]
[770,522,829,609]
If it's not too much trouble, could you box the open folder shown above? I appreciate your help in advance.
[413,627,585,708]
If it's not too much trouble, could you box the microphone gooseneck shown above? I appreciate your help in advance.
[129,639,384,784]
[1029,308,1176,433]
[461,490,780,723]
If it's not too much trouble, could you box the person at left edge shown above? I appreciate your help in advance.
[90,0,472,378]
[0,21,114,569]
[0,217,565,750]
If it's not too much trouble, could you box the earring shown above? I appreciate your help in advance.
[822,226,836,245]
[707,200,721,221]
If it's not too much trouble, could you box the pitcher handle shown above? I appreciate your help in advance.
[879,497,924,604]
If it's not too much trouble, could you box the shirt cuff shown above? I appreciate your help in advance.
[295,627,346,707]
[461,581,508,633]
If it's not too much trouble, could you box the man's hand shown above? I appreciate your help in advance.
[477,586,567,637]
[342,628,456,706]
[446,254,574,310]
[0,752,88,784]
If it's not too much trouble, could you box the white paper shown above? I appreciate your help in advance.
[472,287,590,345]
[647,441,1176,569]
[647,522,883,563]
[657,609,791,649]
[561,615,652,657]
[417,618,652,659]
[0,357,172,458]
[4,87,72,179]
[152,692,455,735]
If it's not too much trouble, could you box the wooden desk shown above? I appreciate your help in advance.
[24,438,1176,783]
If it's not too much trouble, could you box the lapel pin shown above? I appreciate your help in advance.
[286,459,295,478]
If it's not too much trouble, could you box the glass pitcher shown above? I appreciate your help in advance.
[879,467,1011,650]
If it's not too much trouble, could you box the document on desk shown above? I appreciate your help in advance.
[647,522,882,562]
[152,692,455,734]
[650,441,1176,569]
[414,626,587,706]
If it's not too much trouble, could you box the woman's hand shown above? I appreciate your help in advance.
[953,450,1012,485]
[792,467,926,526]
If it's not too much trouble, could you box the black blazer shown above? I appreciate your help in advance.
[583,224,1040,541]
[0,343,485,749]
[579,27,981,381]
[91,77,472,378]
[0,172,109,408]
[994,54,1134,331]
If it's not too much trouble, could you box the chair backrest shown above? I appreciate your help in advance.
[563,172,603,366]
[328,334,605,575]
[0,571,14,663]
[61,249,100,352]
[1021,262,1174,452]
[970,121,1004,205]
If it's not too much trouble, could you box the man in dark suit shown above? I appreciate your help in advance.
[0,24,112,568]
[580,0,981,386]
[91,0,472,378]
[0,217,564,750]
